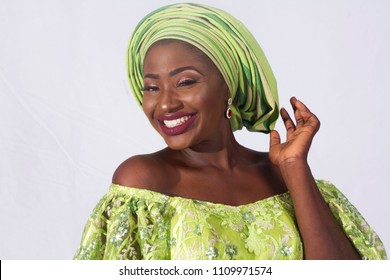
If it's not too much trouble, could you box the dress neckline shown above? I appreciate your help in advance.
[109,183,290,209]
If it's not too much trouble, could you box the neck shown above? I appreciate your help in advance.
[178,131,242,170]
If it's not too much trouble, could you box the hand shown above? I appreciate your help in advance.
[269,97,320,168]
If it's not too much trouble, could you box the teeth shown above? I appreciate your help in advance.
[163,116,190,128]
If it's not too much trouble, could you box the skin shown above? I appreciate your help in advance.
[113,40,360,259]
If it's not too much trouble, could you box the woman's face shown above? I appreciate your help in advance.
[142,40,230,151]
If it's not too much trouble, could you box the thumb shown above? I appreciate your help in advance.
[269,130,281,149]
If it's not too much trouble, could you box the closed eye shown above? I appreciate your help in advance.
[178,79,196,87]
[142,85,159,92]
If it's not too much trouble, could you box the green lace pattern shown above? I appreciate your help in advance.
[74,180,387,260]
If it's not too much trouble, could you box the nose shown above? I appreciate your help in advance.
[159,86,183,113]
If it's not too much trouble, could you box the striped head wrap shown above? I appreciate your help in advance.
[127,3,279,132]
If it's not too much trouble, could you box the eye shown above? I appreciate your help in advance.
[142,85,160,92]
[177,79,196,87]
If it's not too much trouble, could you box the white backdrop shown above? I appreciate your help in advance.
[1,0,389,259]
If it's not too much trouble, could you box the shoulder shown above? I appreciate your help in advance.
[112,152,170,190]
[238,145,270,166]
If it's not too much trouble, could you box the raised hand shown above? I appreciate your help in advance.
[269,97,320,168]
[268,98,360,260]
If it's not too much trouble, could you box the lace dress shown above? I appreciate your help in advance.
[74,180,387,260]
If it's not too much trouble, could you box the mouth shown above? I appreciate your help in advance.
[157,113,197,136]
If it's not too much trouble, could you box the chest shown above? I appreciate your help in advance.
[161,165,287,206]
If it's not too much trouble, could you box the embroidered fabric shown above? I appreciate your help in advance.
[74,180,387,260]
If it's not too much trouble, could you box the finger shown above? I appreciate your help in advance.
[292,98,321,131]
[290,96,299,112]
[269,130,281,149]
[290,97,316,129]
[305,112,321,133]
[280,107,295,138]
[294,108,305,129]
[290,97,311,114]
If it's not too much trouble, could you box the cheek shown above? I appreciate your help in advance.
[193,86,226,113]
[142,96,155,119]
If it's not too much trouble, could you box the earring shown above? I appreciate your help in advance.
[225,97,232,119]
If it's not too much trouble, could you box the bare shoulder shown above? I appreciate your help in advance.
[112,152,170,190]
[239,145,270,166]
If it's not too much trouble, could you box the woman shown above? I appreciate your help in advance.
[74,3,386,260]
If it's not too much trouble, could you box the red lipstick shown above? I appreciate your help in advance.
[157,112,197,136]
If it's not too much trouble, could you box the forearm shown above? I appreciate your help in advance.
[279,161,360,259]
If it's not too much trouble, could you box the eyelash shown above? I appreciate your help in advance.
[177,79,196,87]
[142,86,159,92]
[142,79,197,92]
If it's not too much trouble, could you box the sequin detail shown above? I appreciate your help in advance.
[74,180,387,260]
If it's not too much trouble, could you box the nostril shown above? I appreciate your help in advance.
[159,94,184,112]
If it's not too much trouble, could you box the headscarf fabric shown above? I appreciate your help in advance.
[127,3,279,132]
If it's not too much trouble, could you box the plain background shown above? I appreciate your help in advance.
[1,0,389,259]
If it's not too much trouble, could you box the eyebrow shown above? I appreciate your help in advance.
[143,66,203,79]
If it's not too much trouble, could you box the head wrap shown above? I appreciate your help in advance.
[127,3,279,132]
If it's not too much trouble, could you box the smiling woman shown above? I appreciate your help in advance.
[142,39,230,150]
[73,3,387,260]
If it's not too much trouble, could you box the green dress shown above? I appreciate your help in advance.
[74,180,387,260]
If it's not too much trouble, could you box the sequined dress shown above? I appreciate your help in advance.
[74,180,387,260]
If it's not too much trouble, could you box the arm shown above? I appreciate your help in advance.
[269,97,360,259]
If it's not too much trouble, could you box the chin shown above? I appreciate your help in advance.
[163,138,192,151]
[159,128,197,151]
[149,126,187,150]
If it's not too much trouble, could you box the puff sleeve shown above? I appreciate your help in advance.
[316,180,387,260]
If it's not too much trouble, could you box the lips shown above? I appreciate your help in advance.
[157,112,197,136]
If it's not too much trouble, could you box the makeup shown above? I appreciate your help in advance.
[157,113,197,136]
